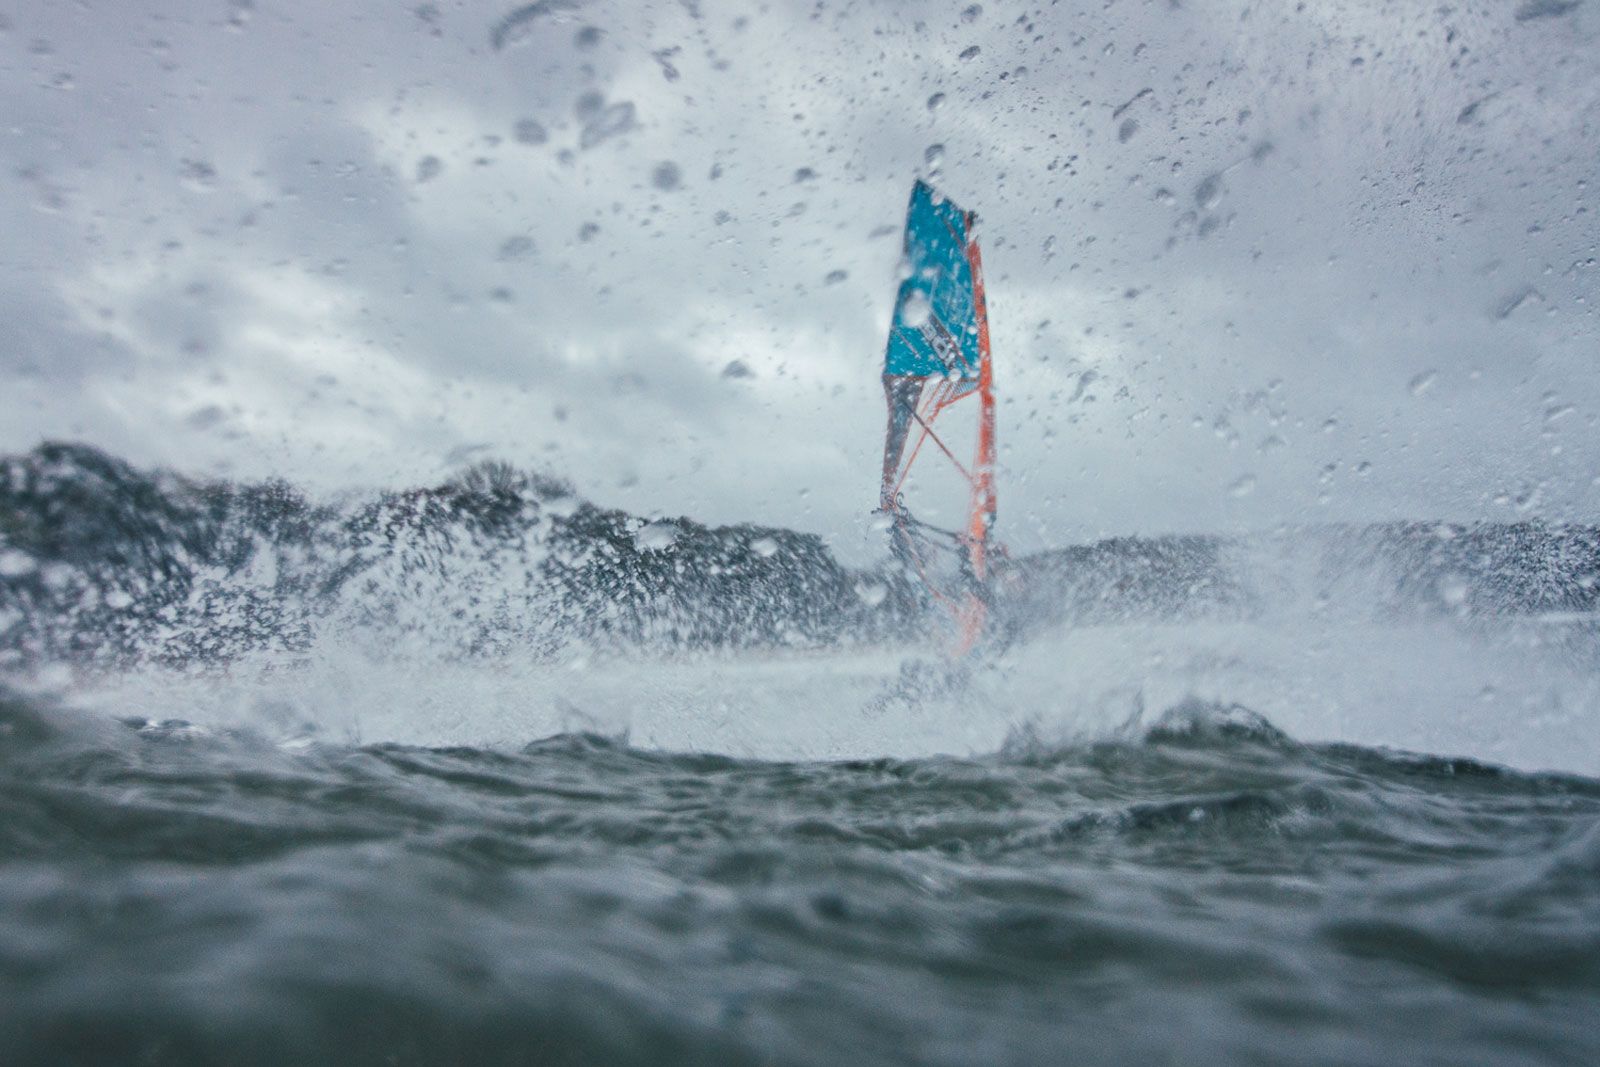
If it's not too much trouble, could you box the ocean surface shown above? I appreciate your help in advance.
[3,450,1600,1065]
[5,635,1600,1067]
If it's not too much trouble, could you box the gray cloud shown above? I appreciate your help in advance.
[0,0,1596,561]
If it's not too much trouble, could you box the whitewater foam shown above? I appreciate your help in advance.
[49,606,1600,776]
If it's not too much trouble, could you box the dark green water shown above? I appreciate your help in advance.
[2,690,1597,1066]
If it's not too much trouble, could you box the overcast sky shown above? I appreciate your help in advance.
[1,0,1596,561]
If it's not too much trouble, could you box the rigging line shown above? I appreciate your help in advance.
[931,381,980,417]
[917,376,956,424]
[902,514,966,542]
[907,406,975,485]
[898,518,963,615]
[890,378,953,500]
[889,377,960,502]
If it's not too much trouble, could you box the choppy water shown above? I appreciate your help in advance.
[4,448,1600,1064]
[2,679,1599,1067]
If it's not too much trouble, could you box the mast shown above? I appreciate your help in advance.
[964,215,996,585]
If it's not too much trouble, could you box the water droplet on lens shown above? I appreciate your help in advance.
[854,580,888,607]
[652,46,680,80]
[179,159,218,192]
[1194,171,1224,211]
[0,550,37,578]
[579,101,637,149]
[651,161,682,190]
[1494,287,1543,319]
[490,1,581,51]
[1408,370,1437,396]
[513,118,548,145]
[927,92,946,112]
[901,290,933,328]
[1228,474,1256,497]
[415,155,443,183]
[635,521,679,551]
[497,234,534,260]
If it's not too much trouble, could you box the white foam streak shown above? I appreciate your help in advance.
[59,608,1600,776]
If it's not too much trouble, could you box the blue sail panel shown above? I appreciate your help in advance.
[884,180,981,381]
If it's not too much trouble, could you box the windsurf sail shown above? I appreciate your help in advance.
[878,179,998,655]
